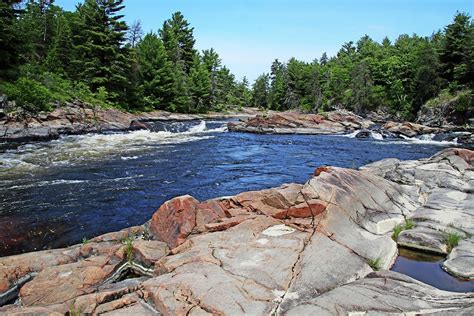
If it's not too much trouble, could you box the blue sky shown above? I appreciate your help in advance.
[56,0,473,82]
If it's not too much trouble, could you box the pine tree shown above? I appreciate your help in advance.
[269,59,287,110]
[252,74,270,108]
[0,0,23,79]
[350,60,373,113]
[73,0,129,102]
[160,12,196,74]
[440,12,473,87]
[136,32,174,110]
[189,56,211,113]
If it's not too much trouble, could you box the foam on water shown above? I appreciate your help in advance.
[0,120,226,174]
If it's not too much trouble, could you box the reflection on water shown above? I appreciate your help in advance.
[391,247,474,292]
[0,120,461,256]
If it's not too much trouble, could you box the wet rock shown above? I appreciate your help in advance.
[383,121,440,137]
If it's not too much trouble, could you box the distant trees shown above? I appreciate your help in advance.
[252,12,473,120]
[0,1,249,114]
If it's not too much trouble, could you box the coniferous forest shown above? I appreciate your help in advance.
[0,1,472,120]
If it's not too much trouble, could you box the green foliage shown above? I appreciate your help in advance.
[1,77,53,113]
[68,303,81,316]
[444,232,461,253]
[82,237,90,245]
[392,218,415,240]
[367,257,382,271]
[392,224,404,240]
[253,12,473,118]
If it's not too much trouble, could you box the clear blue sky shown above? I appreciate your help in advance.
[55,0,473,82]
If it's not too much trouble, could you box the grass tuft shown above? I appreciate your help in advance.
[444,232,461,253]
[122,236,134,264]
[392,218,416,241]
[367,257,382,271]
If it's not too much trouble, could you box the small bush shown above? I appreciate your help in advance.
[445,232,461,253]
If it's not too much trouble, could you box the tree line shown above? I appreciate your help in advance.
[252,12,473,120]
[0,0,251,114]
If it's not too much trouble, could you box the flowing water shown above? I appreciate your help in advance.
[0,120,464,257]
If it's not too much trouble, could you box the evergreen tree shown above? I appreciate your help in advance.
[136,32,174,110]
[188,56,211,113]
[440,12,473,87]
[350,60,373,113]
[252,74,270,108]
[73,0,129,102]
[0,0,23,79]
[269,59,287,110]
[160,11,196,74]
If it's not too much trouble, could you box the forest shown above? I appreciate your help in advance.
[0,0,251,114]
[253,12,473,120]
[0,0,473,120]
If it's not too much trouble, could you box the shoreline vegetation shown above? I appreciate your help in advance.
[0,1,472,126]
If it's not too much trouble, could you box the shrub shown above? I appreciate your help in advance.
[1,77,54,114]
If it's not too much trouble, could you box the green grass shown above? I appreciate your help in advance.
[82,237,90,245]
[392,218,416,241]
[367,257,382,271]
[445,232,461,253]
[68,303,81,316]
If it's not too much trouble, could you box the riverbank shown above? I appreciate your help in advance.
[1,148,473,314]
[0,102,261,142]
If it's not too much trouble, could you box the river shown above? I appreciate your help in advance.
[0,119,460,256]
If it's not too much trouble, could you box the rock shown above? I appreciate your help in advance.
[0,149,473,314]
[0,104,260,143]
[383,121,440,137]
[364,147,474,279]
[150,195,200,248]
[284,271,474,315]
[443,238,474,279]
[228,110,373,135]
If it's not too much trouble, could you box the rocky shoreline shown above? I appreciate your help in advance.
[228,110,474,145]
[0,148,473,315]
[0,102,260,143]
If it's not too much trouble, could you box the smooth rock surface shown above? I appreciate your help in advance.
[0,148,473,314]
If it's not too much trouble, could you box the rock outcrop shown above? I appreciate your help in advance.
[228,110,373,134]
[0,103,260,142]
[0,149,473,315]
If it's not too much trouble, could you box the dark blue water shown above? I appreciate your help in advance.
[392,248,474,292]
[0,120,456,256]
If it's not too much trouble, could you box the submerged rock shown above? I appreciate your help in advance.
[0,149,473,314]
